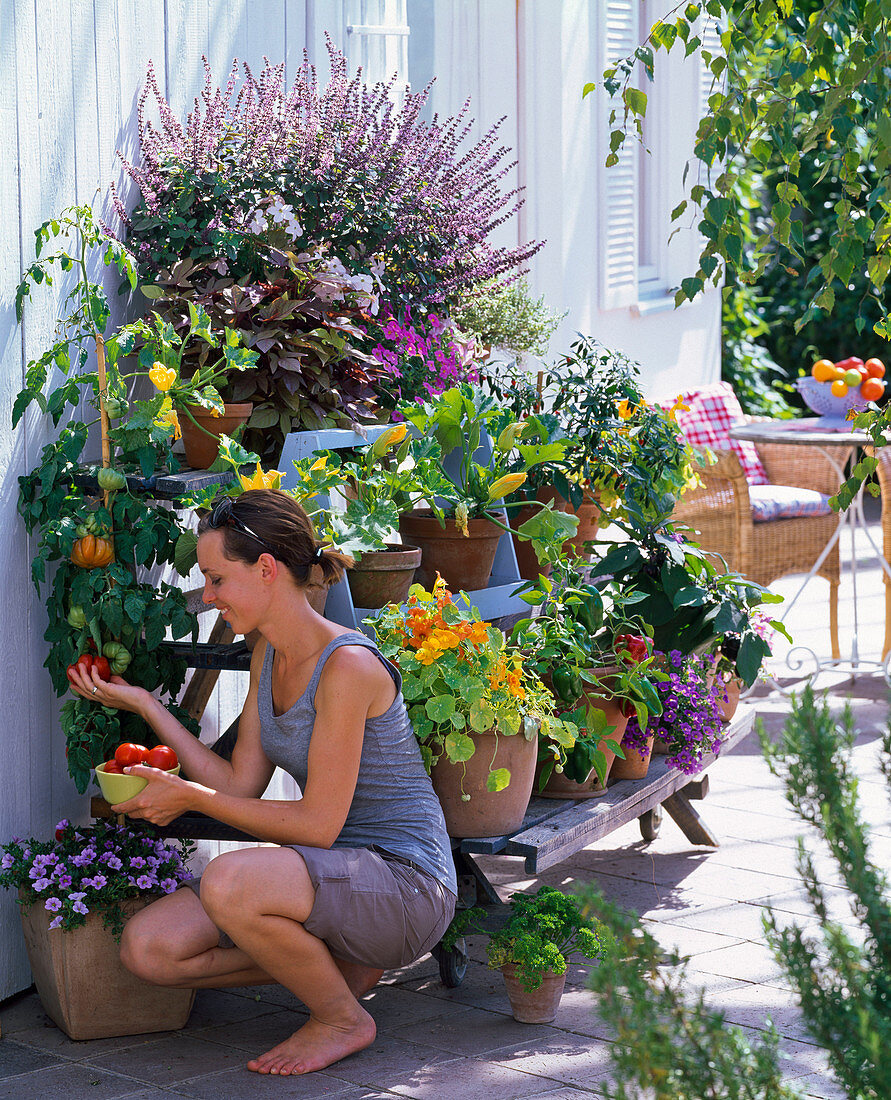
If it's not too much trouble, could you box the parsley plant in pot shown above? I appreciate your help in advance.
[0,819,196,1040]
[446,886,607,1023]
[368,577,578,837]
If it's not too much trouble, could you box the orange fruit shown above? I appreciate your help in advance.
[830,380,849,397]
[860,378,885,402]
[812,358,836,381]
[865,358,886,379]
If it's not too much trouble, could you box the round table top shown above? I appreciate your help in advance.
[729,418,871,447]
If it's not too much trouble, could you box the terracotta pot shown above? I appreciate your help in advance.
[347,544,422,608]
[535,761,606,799]
[18,894,195,1040]
[398,510,503,591]
[501,963,567,1023]
[180,402,252,469]
[538,673,628,795]
[509,486,561,581]
[653,736,672,755]
[610,733,655,780]
[718,677,742,723]
[559,490,601,559]
[431,728,537,838]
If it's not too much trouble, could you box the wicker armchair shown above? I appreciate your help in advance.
[869,445,891,658]
[671,422,849,659]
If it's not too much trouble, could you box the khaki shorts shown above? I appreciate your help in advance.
[183,844,456,970]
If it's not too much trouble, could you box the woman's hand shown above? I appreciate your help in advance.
[111,766,197,826]
[67,664,152,716]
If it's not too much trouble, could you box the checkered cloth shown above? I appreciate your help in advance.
[672,382,769,486]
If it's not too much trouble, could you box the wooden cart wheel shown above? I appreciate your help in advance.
[639,805,663,841]
[433,937,468,988]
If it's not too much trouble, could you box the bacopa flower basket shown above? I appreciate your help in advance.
[1,820,196,1039]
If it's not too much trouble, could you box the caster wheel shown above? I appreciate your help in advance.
[639,805,663,841]
[434,937,468,987]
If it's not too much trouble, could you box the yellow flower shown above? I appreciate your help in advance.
[370,422,409,458]
[239,462,283,491]
[616,398,637,420]
[487,472,527,503]
[666,397,690,423]
[148,363,177,392]
[310,456,327,472]
[455,501,470,537]
[153,400,181,441]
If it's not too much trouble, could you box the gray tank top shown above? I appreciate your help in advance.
[258,632,457,895]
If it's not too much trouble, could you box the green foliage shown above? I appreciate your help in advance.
[447,886,607,992]
[450,278,566,361]
[13,206,205,791]
[596,526,785,685]
[760,687,891,1098]
[579,889,800,1099]
[722,281,797,417]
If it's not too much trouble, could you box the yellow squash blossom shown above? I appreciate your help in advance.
[148,362,177,392]
[238,462,283,492]
[153,399,181,441]
[487,472,527,502]
[370,422,409,458]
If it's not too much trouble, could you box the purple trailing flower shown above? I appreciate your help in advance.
[624,650,725,775]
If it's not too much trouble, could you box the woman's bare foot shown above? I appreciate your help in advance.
[247,1007,376,1075]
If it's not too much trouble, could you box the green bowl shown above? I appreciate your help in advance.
[94,762,180,805]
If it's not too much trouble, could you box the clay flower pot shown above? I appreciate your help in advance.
[501,963,567,1023]
[398,510,504,591]
[346,544,422,608]
[18,894,195,1040]
[717,677,742,723]
[180,402,252,469]
[431,728,537,838]
[610,733,655,780]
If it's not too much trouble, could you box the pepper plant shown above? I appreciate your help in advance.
[13,205,254,791]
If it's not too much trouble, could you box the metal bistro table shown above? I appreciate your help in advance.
[730,418,891,684]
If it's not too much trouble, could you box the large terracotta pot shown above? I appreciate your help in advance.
[180,402,252,469]
[19,894,195,1040]
[431,728,537,838]
[398,510,503,591]
[610,733,655,780]
[347,544,422,608]
[560,490,601,559]
[501,964,567,1023]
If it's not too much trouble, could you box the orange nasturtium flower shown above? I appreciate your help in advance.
[617,397,645,420]
[239,463,283,492]
[148,362,177,392]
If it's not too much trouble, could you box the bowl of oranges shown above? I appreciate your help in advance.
[797,357,886,425]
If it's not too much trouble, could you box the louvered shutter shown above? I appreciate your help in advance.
[598,0,639,311]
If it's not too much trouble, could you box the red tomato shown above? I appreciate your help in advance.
[76,654,94,676]
[865,358,886,379]
[114,742,148,767]
[860,378,885,402]
[102,759,124,774]
[836,356,865,371]
[92,655,112,681]
[145,745,179,771]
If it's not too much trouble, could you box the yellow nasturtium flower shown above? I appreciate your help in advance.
[148,362,177,392]
[238,463,283,492]
[666,396,690,423]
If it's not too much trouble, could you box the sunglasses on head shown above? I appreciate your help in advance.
[208,497,277,556]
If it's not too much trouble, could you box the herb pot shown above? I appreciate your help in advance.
[609,733,655,780]
[180,402,252,469]
[18,893,195,1040]
[509,486,561,581]
[718,677,742,723]
[398,510,504,591]
[501,963,567,1023]
[560,489,602,560]
[431,728,537,838]
[346,544,422,608]
[535,761,606,799]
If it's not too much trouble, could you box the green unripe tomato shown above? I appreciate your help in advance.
[104,397,126,420]
[843,369,863,387]
[102,640,131,674]
[66,605,87,629]
[97,467,127,491]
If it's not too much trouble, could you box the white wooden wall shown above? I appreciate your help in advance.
[1,0,719,1000]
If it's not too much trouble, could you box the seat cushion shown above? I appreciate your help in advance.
[749,484,834,524]
[672,382,769,486]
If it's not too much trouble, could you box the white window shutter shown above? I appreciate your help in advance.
[598,0,639,311]
[345,0,409,92]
